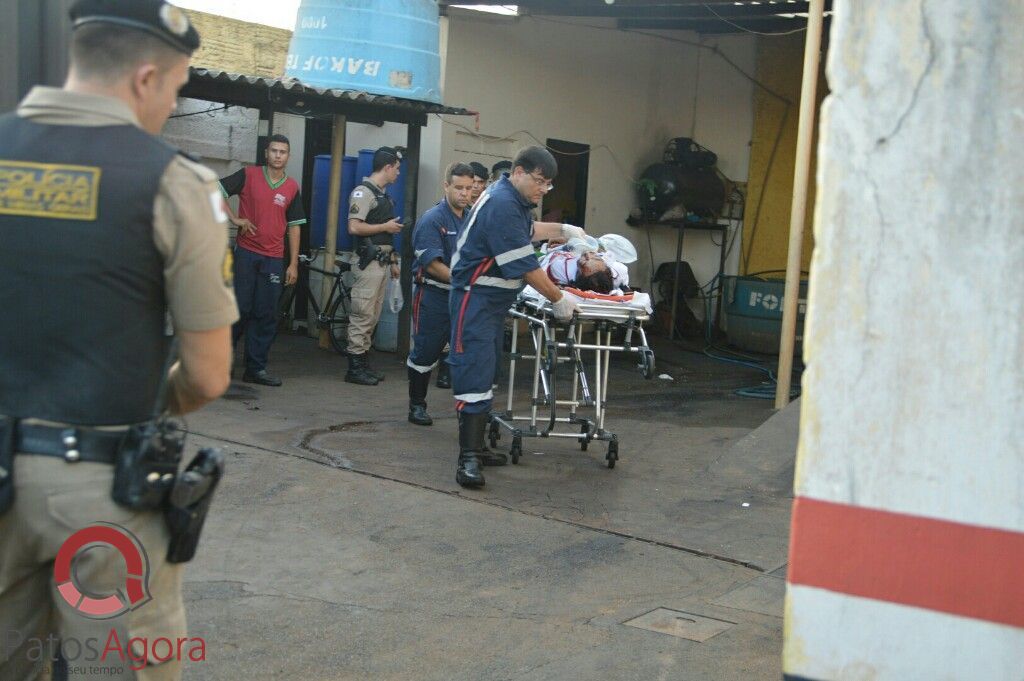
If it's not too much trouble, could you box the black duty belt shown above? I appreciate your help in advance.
[15,423,125,464]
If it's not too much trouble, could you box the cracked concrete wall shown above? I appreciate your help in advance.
[785,1,1024,678]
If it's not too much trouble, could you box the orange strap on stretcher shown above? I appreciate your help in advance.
[562,286,635,303]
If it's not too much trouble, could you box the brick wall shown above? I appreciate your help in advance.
[185,9,291,77]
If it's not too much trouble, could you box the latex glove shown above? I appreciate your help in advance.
[551,294,579,322]
[561,224,586,241]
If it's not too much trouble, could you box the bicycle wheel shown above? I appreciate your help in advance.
[327,293,351,355]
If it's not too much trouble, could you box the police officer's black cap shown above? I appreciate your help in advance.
[69,0,200,55]
[375,146,404,163]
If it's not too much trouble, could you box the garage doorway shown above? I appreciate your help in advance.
[543,139,589,227]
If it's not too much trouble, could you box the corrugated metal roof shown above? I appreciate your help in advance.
[187,68,473,117]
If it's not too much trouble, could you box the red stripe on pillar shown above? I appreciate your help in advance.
[788,497,1024,628]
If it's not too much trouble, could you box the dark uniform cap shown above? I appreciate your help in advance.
[69,0,200,55]
[376,146,404,162]
[469,162,488,180]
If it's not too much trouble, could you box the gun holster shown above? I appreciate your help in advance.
[0,416,15,515]
[111,419,184,510]
[165,447,225,563]
[357,240,379,270]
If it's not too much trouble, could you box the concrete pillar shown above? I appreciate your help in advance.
[784,0,1024,678]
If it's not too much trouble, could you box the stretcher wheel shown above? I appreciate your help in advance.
[639,348,655,380]
[510,438,522,465]
[606,441,618,469]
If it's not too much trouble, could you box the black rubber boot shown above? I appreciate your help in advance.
[475,413,507,467]
[477,444,508,467]
[435,356,451,389]
[364,354,385,382]
[408,368,433,426]
[345,354,379,386]
[456,412,486,489]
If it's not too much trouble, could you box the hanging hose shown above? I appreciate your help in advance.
[698,277,801,400]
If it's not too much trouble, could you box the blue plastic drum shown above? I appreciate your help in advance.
[310,154,357,250]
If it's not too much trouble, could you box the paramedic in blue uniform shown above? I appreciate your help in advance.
[406,162,474,427]
[449,146,586,489]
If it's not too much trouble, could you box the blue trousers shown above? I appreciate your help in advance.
[407,285,450,375]
[449,287,517,415]
[232,246,283,373]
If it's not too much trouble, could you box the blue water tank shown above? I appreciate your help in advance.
[310,154,357,250]
[286,0,442,104]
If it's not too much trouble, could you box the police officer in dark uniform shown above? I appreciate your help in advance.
[345,146,405,385]
[0,3,236,679]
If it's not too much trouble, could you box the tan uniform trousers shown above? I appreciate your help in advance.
[347,255,390,356]
[0,456,185,681]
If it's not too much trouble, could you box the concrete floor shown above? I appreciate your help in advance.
[179,333,797,680]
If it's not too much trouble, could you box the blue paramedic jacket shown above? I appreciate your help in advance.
[450,175,539,292]
[413,198,463,288]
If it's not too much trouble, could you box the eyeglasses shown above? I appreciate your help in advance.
[526,172,554,192]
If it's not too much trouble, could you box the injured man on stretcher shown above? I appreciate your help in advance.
[539,242,631,294]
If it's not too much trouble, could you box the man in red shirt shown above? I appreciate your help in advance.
[220,134,306,386]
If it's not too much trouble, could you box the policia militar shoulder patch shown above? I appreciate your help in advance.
[0,160,101,220]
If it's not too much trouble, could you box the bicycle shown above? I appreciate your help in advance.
[278,249,353,355]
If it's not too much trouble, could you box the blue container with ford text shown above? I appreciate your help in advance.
[723,276,808,354]
[285,0,442,104]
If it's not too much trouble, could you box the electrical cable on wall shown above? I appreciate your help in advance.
[444,12,799,282]
[700,3,811,37]
[432,113,641,185]
[169,103,231,119]
[457,13,795,276]
[524,15,793,106]
[741,106,790,274]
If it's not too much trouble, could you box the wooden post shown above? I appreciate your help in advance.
[774,0,825,408]
[319,114,346,349]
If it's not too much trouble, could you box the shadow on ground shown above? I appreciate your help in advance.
[182,333,797,680]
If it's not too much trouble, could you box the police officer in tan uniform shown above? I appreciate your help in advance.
[0,2,236,679]
[345,147,404,386]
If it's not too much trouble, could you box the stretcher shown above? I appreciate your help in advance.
[488,288,655,469]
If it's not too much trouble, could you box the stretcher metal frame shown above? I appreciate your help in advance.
[489,296,655,468]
